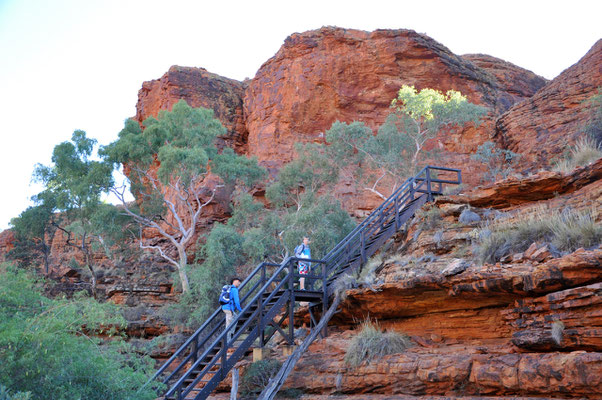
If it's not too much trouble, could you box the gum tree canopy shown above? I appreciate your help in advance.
[324,85,487,199]
[102,100,265,293]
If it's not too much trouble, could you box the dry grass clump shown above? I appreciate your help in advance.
[477,207,602,264]
[554,137,602,173]
[551,320,565,346]
[240,359,282,398]
[332,255,384,299]
[344,320,412,367]
[415,204,443,230]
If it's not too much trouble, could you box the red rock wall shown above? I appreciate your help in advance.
[495,39,602,170]
[135,65,248,152]
[243,27,543,168]
[463,54,548,111]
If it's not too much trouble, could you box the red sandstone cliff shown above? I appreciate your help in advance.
[495,39,602,170]
[133,27,550,215]
[463,53,548,110]
[135,65,248,152]
[243,27,545,169]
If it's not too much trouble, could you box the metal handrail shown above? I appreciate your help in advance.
[165,257,327,398]
[152,165,461,398]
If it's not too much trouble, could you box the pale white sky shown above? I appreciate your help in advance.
[0,0,600,229]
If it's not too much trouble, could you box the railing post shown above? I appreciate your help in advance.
[257,284,265,348]
[394,195,400,230]
[426,167,433,201]
[192,335,198,363]
[360,231,366,264]
[322,262,328,337]
[221,334,228,380]
[258,263,267,347]
[288,260,295,345]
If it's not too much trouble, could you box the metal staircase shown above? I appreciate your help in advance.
[147,166,461,400]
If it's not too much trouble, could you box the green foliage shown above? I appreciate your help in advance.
[8,191,58,270]
[35,130,113,212]
[240,359,282,398]
[102,100,265,293]
[323,86,486,199]
[471,141,521,182]
[30,131,123,294]
[167,145,355,326]
[344,320,412,367]
[477,208,602,264]
[553,136,602,173]
[0,265,158,400]
[0,385,31,400]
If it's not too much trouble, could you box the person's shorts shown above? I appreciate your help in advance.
[298,262,309,275]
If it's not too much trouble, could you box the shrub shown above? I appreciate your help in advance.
[459,208,481,224]
[471,141,521,182]
[344,320,412,367]
[0,264,158,400]
[240,359,282,398]
[0,385,31,400]
[553,136,602,173]
[477,208,602,263]
[416,204,442,230]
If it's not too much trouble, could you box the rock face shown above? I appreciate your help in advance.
[272,163,602,399]
[463,54,548,110]
[135,65,248,152]
[495,39,602,169]
[244,27,543,167]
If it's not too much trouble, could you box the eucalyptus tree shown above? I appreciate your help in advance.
[33,130,114,297]
[102,100,265,293]
[324,85,487,199]
[9,190,58,273]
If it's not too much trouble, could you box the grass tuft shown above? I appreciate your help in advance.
[551,320,565,346]
[240,359,281,398]
[553,136,602,173]
[477,208,601,264]
[344,320,412,367]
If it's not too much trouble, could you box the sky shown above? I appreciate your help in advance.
[0,0,600,230]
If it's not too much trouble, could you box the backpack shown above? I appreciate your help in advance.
[294,244,305,258]
[219,285,232,305]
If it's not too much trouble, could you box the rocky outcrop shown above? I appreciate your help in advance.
[277,165,602,399]
[135,65,248,152]
[463,54,548,110]
[439,157,602,209]
[495,39,602,169]
[244,27,540,168]
[0,229,14,260]
[283,335,602,398]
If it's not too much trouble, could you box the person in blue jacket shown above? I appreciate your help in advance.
[222,277,242,341]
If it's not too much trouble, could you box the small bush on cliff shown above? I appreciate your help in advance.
[344,320,412,367]
[551,319,565,346]
[0,264,158,400]
[471,141,521,183]
[477,207,602,263]
[240,359,282,398]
